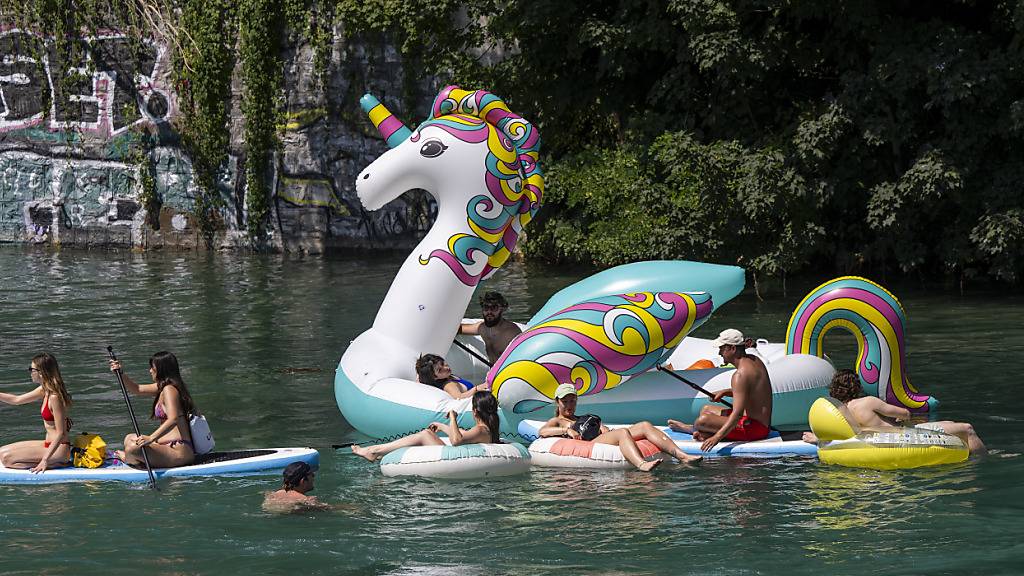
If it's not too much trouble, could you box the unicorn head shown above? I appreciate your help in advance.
[357,86,543,285]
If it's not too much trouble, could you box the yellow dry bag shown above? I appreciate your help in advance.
[72,433,107,469]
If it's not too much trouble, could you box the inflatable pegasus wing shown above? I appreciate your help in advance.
[488,291,714,414]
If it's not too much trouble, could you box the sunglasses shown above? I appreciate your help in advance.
[28,367,40,374]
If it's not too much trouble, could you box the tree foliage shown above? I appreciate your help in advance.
[446,0,1024,283]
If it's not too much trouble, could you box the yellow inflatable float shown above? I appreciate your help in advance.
[808,398,968,470]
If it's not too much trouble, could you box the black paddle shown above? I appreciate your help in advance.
[656,364,782,433]
[107,346,159,490]
[452,339,492,367]
[657,364,733,408]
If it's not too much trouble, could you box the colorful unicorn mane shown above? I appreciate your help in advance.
[416,86,544,284]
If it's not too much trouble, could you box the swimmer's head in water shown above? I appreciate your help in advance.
[283,461,313,491]
[829,368,865,403]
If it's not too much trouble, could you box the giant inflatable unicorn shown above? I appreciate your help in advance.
[337,87,935,440]
[336,87,543,438]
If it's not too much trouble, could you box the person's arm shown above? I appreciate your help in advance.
[872,398,911,422]
[136,388,181,445]
[0,386,43,406]
[538,417,580,439]
[459,321,483,336]
[443,381,475,399]
[31,394,69,473]
[454,424,491,445]
[711,389,734,402]
[427,421,453,435]
[446,411,464,445]
[108,360,159,395]
[701,376,746,452]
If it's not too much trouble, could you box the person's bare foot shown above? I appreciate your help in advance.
[351,445,377,462]
[802,432,818,444]
[667,419,694,434]
[676,451,703,464]
[638,458,663,472]
[691,430,708,441]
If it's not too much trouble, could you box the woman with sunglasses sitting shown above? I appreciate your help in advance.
[0,353,73,473]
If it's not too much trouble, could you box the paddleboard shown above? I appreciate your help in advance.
[517,420,817,458]
[0,447,319,484]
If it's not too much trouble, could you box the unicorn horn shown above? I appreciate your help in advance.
[360,94,412,148]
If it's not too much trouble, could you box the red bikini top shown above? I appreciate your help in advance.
[41,395,54,422]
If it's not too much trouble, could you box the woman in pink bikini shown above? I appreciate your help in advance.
[108,351,199,468]
[0,352,73,473]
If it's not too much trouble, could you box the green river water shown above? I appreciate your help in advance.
[0,247,1021,575]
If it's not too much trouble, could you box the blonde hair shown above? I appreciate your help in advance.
[32,352,72,408]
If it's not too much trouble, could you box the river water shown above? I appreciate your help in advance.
[0,247,1021,575]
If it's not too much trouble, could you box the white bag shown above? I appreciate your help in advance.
[188,414,215,455]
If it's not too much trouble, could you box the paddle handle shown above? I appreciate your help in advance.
[657,364,732,408]
[452,338,492,367]
[107,346,159,491]
[656,365,783,433]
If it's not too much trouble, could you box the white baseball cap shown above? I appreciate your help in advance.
[712,328,745,348]
[554,383,578,399]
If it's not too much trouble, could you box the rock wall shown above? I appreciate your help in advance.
[0,24,438,252]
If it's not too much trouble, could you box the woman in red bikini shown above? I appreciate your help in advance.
[0,352,73,473]
[108,351,199,468]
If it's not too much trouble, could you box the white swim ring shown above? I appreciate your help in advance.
[379,442,531,479]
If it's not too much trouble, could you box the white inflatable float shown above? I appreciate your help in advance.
[379,441,530,479]
[526,436,669,469]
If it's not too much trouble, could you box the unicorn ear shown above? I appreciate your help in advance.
[360,94,412,148]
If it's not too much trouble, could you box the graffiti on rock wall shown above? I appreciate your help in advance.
[0,28,174,138]
[0,149,212,243]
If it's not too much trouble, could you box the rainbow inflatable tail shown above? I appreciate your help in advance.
[786,277,937,412]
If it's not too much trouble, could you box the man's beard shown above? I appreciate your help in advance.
[483,314,501,327]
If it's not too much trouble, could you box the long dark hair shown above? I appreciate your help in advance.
[472,391,500,443]
[416,353,445,388]
[149,351,197,419]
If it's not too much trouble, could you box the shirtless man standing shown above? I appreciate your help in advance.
[803,369,987,455]
[459,291,522,364]
[667,329,774,452]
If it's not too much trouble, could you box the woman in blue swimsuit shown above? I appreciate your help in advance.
[108,351,200,468]
[416,354,481,399]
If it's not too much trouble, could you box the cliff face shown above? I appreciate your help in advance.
[0,24,437,252]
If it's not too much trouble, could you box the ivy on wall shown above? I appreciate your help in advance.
[174,0,238,247]
[238,0,282,245]
[0,0,470,248]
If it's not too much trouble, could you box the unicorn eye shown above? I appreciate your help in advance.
[420,139,448,158]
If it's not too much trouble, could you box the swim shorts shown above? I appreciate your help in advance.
[720,410,770,441]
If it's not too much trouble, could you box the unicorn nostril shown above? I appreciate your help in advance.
[362,173,370,179]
